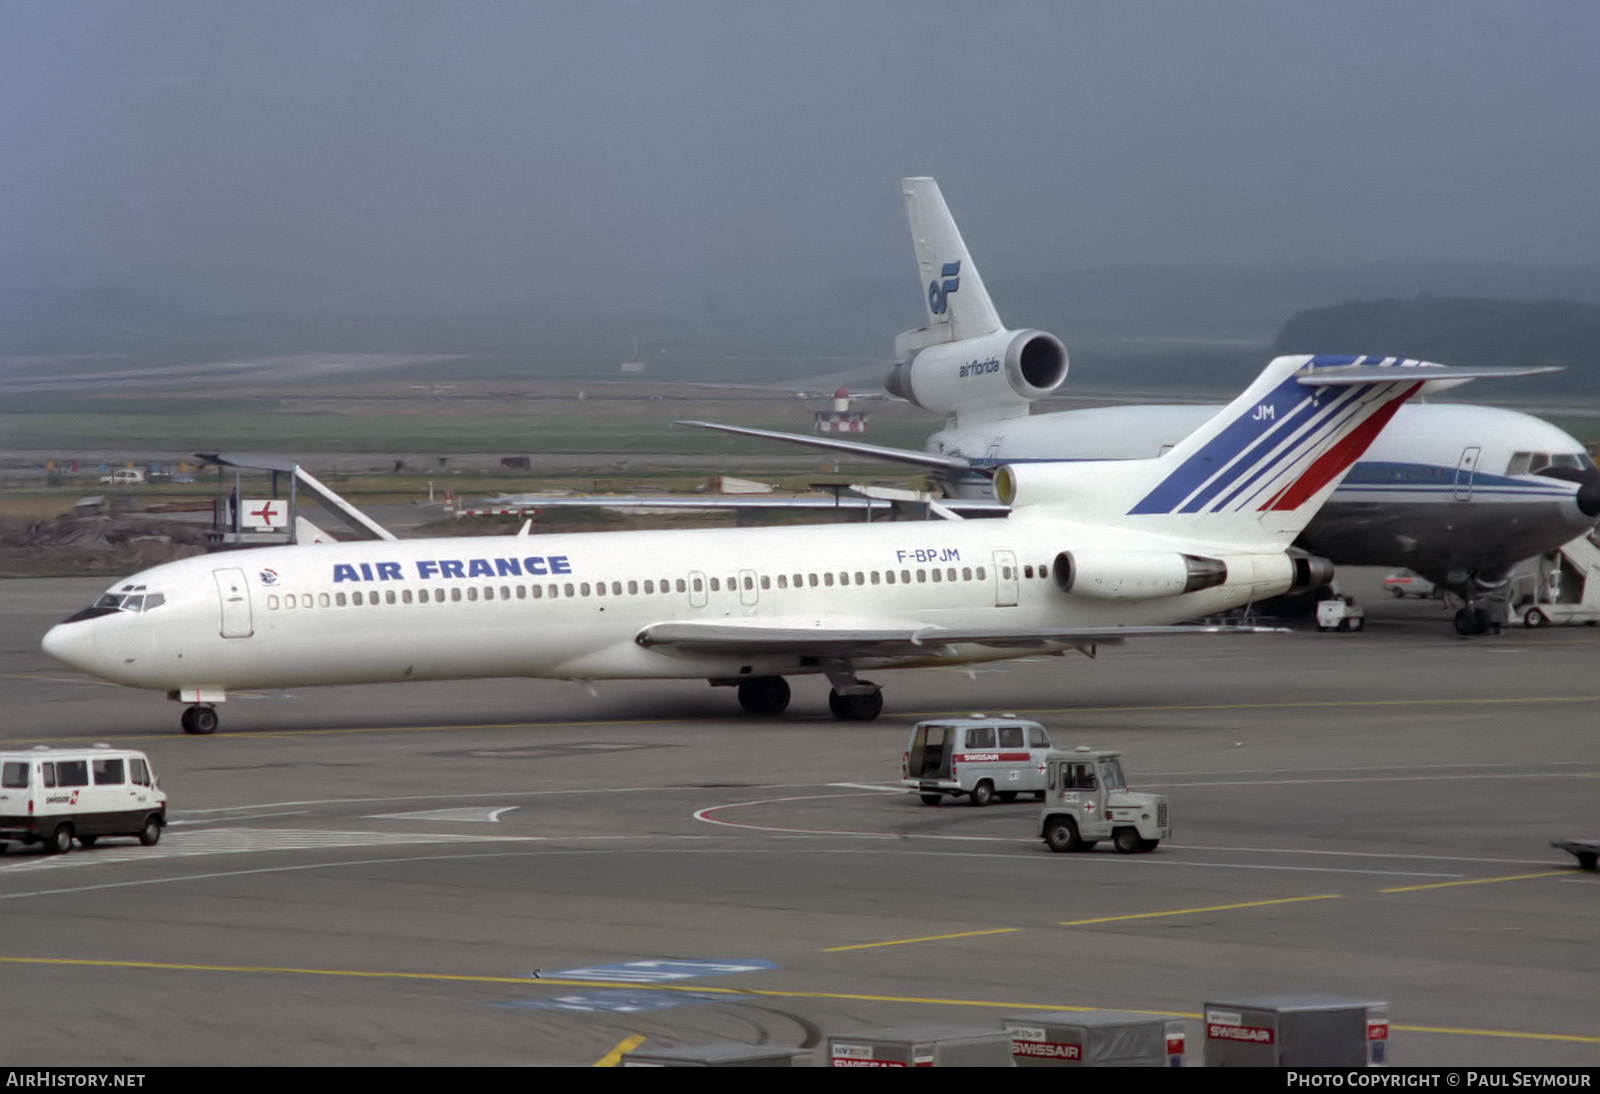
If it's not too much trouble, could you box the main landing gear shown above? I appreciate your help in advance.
[736,676,791,715]
[723,674,885,721]
[825,671,883,721]
[827,687,883,721]
[180,705,220,735]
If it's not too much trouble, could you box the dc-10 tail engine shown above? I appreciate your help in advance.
[885,328,1068,418]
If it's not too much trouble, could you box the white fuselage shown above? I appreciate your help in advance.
[44,517,1290,694]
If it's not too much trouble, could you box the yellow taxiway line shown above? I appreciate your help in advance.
[3,955,1595,1045]
[1378,869,1573,894]
[1059,893,1343,926]
[592,1034,647,1067]
[823,927,1024,952]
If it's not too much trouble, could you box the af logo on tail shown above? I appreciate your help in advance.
[928,261,960,314]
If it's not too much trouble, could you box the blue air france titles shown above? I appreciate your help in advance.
[326,555,573,584]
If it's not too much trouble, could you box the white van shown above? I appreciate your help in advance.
[0,745,167,854]
[902,715,1054,806]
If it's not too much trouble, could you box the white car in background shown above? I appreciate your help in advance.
[98,468,146,486]
[1382,570,1438,599]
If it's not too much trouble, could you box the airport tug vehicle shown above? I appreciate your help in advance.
[0,744,166,854]
[1039,747,1169,853]
[902,714,1055,806]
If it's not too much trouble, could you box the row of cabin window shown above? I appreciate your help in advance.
[262,561,1057,612]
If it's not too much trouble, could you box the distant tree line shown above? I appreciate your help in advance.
[1272,297,1600,391]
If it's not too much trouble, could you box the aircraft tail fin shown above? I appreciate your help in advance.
[900,177,1004,346]
[1002,354,1556,548]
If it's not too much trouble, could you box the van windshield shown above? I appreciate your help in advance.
[1098,759,1127,791]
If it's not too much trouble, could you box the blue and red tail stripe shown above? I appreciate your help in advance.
[1129,356,1427,516]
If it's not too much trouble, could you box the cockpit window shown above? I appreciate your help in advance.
[1551,453,1581,470]
[90,594,163,610]
[1506,452,1532,476]
[83,590,165,617]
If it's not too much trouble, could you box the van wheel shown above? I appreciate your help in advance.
[47,824,73,854]
[1113,827,1143,854]
[77,835,98,848]
[919,793,941,806]
[968,781,994,807]
[138,816,162,847]
[1044,816,1083,853]
[997,791,1018,803]
[1524,608,1548,629]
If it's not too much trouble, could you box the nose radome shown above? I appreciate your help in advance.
[41,622,95,671]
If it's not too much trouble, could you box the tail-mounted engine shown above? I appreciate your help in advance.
[1288,553,1336,594]
[1053,550,1229,600]
[885,328,1067,418]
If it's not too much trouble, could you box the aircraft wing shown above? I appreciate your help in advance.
[635,621,1284,660]
[475,490,1009,519]
[676,420,980,474]
[484,493,892,511]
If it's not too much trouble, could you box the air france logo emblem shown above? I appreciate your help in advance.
[928,260,960,315]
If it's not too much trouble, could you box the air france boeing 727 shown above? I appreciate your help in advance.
[43,353,1542,734]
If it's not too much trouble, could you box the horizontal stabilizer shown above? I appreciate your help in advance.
[1297,360,1562,387]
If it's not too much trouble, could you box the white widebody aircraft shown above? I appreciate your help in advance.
[683,179,1600,635]
[44,354,1539,734]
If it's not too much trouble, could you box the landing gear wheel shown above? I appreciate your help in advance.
[138,816,162,846]
[736,676,791,715]
[997,791,1018,804]
[181,706,219,735]
[1044,816,1084,853]
[1524,608,1548,629]
[1113,827,1143,854]
[77,835,98,848]
[827,687,883,721]
[1454,607,1487,636]
[919,793,942,806]
[968,781,994,807]
[47,824,73,855]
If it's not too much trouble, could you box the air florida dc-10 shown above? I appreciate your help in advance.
[43,354,1544,734]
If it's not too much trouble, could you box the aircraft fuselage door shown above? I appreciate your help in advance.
[688,570,708,609]
[993,549,1019,607]
[213,567,253,639]
[1455,446,1481,501]
[737,568,759,608]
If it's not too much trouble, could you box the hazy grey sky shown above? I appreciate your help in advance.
[4,1,1598,313]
